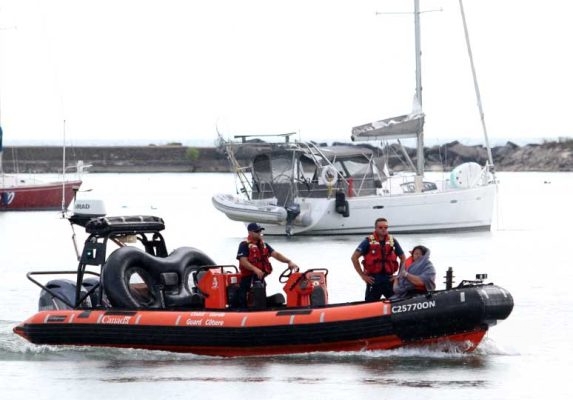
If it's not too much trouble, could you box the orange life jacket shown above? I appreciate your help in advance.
[362,232,399,275]
[405,256,413,268]
[240,239,273,277]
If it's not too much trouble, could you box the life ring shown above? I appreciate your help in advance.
[320,166,338,186]
[102,246,215,309]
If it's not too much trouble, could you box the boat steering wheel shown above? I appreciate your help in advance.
[279,267,293,283]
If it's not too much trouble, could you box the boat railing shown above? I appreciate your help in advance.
[26,270,101,309]
[250,173,383,201]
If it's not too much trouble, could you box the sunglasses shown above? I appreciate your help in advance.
[376,225,389,229]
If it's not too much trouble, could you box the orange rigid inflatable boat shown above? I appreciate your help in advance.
[13,209,513,357]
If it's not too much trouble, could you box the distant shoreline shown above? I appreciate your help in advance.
[2,139,572,173]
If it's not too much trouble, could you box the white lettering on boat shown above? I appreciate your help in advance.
[209,312,226,317]
[391,300,436,313]
[101,315,131,324]
[186,319,203,326]
[205,319,224,326]
[189,312,206,317]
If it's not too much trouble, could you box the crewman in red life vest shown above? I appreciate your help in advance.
[351,217,406,301]
[234,222,298,308]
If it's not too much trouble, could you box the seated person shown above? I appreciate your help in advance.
[392,245,436,299]
[234,223,298,308]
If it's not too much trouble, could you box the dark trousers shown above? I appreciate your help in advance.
[234,275,266,308]
[364,273,393,301]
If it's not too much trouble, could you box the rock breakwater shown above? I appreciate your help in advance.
[2,139,572,173]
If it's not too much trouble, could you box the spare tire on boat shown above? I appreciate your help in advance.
[102,246,215,309]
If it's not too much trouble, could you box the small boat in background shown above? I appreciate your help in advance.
[13,201,514,357]
[212,193,288,224]
[0,128,85,212]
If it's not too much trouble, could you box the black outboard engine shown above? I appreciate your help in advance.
[39,279,92,311]
[285,203,301,236]
[335,191,349,217]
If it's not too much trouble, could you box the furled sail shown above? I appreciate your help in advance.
[350,112,424,141]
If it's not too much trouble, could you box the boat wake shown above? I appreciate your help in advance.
[0,320,207,361]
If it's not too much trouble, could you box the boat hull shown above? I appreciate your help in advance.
[13,283,512,357]
[211,193,287,224]
[0,179,82,211]
[257,183,496,235]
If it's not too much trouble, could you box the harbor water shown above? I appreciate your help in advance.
[1,171,572,399]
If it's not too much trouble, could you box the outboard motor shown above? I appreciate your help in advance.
[68,199,107,227]
[335,191,349,217]
[285,203,301,236]
[39,279,91,311]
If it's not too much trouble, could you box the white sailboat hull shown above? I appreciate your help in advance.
[221,183,496,236]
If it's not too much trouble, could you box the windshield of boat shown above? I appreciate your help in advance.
[252,151,318,183]
[333,157,374,178]
[252,153,296,183]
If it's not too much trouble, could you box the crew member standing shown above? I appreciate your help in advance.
[351,218,406,301]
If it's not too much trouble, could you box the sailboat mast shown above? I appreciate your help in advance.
[0,125,3,175]
[0,97,3,174]
[61,120,67,213]
[414,0,424,180]
[458,0,495,170]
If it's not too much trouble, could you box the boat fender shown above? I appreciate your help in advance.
[320,166,338,186]
[102,246,215,309]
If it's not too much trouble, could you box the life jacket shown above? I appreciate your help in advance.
[240,238,273,277]
[404,256,413,268]
[362,232,399,275]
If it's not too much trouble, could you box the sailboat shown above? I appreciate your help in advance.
[212,0,496,236]
[0,126,84,212]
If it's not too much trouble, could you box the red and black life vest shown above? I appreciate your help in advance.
[240,239,273,276]
[361,232,399,275]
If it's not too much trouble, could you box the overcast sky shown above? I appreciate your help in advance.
[0,0,571,147]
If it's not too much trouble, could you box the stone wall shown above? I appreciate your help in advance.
[2,140,572,173]
[1,145,230,173]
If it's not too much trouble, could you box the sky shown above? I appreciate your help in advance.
[0,0,572,147]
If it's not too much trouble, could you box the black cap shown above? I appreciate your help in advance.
[247,223,265,232]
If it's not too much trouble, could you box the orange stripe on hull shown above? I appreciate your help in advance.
[26,302,391,329]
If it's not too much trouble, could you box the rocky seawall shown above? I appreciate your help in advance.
[1,140,572,173]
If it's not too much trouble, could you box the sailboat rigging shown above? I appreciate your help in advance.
[212,0,497,236]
